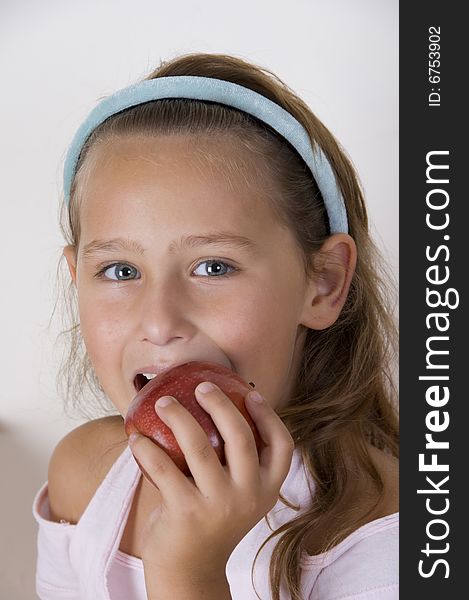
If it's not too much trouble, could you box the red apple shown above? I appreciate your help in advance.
[125,361,262,476]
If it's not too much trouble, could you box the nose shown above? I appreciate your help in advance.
[137,276,195,346]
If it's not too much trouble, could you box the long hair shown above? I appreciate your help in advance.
[54,53,398,599]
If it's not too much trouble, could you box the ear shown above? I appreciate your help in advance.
[63,245,77,285]
[300,233,357,330]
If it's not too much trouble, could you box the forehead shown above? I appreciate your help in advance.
[79,134,281,236]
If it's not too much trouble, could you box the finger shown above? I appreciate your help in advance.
[194,382,261,487]
[128,432,197,505]
[244,391,295,493]
[154,395,228,494]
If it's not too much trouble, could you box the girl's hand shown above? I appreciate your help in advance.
[128,382,294,582]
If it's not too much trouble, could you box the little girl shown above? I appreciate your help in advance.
[33,53,399,600]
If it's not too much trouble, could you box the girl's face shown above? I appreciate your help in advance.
[64,134,316,417]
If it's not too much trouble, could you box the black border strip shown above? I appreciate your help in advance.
[400,2,465,596]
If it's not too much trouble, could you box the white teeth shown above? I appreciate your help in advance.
[141,373,157,380]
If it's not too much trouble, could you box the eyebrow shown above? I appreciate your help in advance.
[81,232,258,258]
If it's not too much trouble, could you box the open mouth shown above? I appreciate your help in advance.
[133,374,156,393]
[133,361,247,394]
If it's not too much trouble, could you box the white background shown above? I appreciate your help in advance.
[0,0,398,596]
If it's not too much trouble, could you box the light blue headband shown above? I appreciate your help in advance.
[63,75,348,233]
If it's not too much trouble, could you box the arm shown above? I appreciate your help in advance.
[143,562,231,600]
[39,418,126,599]
[33,428,89,600]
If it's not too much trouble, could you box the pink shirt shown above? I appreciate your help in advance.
[32,445,398,599]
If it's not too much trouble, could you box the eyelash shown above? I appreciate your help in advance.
[94,259,238,281]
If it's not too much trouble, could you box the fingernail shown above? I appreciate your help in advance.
[247,391,264,404]
[155,396,174,408]
[196,381,216,394]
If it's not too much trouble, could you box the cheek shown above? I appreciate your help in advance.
[212,285,277,344]
[77,295,128,365]
[227,279,299,339]
[219,285,300,393]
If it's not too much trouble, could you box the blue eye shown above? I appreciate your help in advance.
[193,260,236,277]
[100,263,140,281]
[95,259,237,281]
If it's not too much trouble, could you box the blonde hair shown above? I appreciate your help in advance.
[54,53,398,599]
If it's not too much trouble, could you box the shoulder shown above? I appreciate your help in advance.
[307,518,399,599]
[47,415,128,524]
[304,446,398,556]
